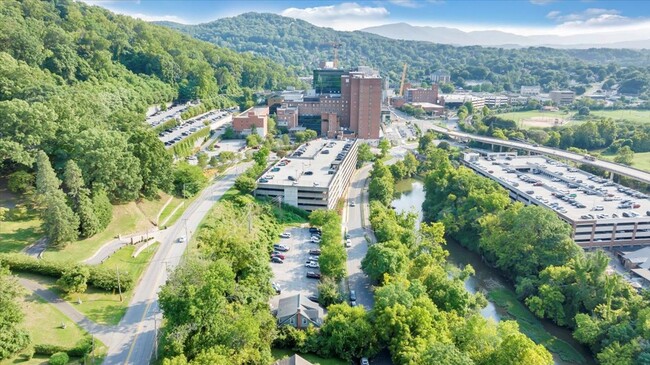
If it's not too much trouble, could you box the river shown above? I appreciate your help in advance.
[392,179,595,365]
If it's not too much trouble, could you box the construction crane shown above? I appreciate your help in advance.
[399,63,408,96]
[319,42,342,68]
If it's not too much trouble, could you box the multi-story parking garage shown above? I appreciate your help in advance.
[461,152,650,248]
[254,139,358,211]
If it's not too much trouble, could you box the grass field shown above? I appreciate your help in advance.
[599,151,650,172]
[272,349,347,365]
[495,110,573,129]
[45,201,157,263]
[136,192,174,225]
[488,288,587,364]
[589,110,650,124]
[0,292,104,365]
[18,242,158,325]
[0,214,42,253]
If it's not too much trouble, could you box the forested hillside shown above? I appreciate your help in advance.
[161,12,650,95]
[0,0,299,248]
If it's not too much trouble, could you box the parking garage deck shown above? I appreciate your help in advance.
[462,153,650,248]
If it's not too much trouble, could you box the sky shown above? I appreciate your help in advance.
[82,1,650,40]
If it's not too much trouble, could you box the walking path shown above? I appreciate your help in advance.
[18,278,114,346]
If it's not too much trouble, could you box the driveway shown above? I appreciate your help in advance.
[270,227,321,309]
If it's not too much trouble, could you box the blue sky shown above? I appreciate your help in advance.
[84,1,650,38]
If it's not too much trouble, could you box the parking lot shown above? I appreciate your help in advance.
[270,226,322,310]
[159,110,233,148]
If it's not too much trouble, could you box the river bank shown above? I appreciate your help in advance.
[392,179,595,365]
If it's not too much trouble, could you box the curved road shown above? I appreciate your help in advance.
[102,163,251,365]
[390,108,650,184]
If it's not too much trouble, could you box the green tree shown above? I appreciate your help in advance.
[196,152,209,169]
[487,321,553,365]
[246,133,262,148]
[318,304,380,360]
[0,265,30,360]
[614,145,634,166]
[63,160,100,238]
[92,188,112,231]
[361,241,408,283]
[173,162,208,198]
[378,138,391,158]
[253,147,269,167]
[402,152,419,177]
[7,171,33,193]
[57,265,90,294]
[48,352,69,365]
[35,151,59,197]
[129,129,174,197]
[368,161,394,207]
[234,176,256,194]
[317,277,342,307]
[357,143,374,165]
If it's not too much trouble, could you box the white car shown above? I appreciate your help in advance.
[310,236,321,243]
[177,237,186,243]
[345,239,352,248]
[350,201,356,207]
[305,261,319,268]
[279,232,291,238]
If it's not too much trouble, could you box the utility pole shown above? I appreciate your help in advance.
[116,266,123,302]
[153,310,159,361]
[248,204,253,233]
[183,218,189,242]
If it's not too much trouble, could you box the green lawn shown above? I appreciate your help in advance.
[488,288,587,365]
[0,214,42,253]
[599,151,650,172]
[18,242,158,325]
[589,109,650,124]
[136,192,174,225]
[44,201,155,263]
[272,348,347,365]
[0,292,106,365]
[158,196,184,226]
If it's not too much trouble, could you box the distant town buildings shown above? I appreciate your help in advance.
[431,69,451,84]
[405,84,439,104]
[440,94,486,110]
[232,106,269,136]
[269,67,383,139]
[549,90,576,105]
[520,85,541,96]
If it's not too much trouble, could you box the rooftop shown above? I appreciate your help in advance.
[467,154,650,223]
[257,139,356,188]
[237,106,268,117]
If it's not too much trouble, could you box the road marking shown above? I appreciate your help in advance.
[123,299,154,364]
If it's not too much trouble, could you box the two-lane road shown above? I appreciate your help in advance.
[102,163,251,365]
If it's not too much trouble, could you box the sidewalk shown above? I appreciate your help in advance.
[18,277,114,347]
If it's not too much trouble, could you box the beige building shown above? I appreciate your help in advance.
[254,139,358,211]
[232,107,269,136]
[550,90,576,105]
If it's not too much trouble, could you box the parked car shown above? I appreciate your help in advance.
[177,237,186,243]
[311,236,321,243]
[306,272,321,279]
[350,290,357,302]
[272,282,281,294]
[271,257,284,264]
[280,232,291,238]
[309,249,322,255]
[307,295,319,303]
[305,261,319,269]
[273,244,289,252]
[350,201,356,207]
[309,227,321,234]
[345,239,352,248]
[360,358,369,365]
[271,252,285,260]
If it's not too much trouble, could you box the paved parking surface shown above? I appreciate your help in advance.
[270,226,321,310]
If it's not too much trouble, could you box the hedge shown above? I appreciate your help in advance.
[48,352,69,365]
[0,253,133,291]
[34,336,92,357]
[153,118,181,134]
[171,127,211,158]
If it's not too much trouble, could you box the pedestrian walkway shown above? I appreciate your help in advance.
[18,277,115,347]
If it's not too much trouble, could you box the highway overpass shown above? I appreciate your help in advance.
[407,119,650,185]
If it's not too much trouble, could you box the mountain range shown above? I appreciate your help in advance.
[361,23,650,49]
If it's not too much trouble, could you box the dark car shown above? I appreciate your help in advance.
[308,295,319,303]
[271,256,284,264]
[309,227,321,234]
[306,272,321,279]
[309,249,321,255]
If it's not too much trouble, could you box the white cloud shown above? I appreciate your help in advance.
[546,8,642,28]
[389,0,420,8]
[281,2,389,30]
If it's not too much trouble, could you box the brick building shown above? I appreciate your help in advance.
[232,107,269,136]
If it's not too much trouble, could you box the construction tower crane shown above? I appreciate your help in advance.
[319,42,343,68]
[399,63,408,96]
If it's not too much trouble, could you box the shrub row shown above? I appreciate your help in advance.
[153,118,180,134]
[0,253,133,291]
[171,127,211,158]
[34,336,92,357]
[180,95,235,120]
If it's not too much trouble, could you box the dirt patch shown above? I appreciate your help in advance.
[521,116,569,128]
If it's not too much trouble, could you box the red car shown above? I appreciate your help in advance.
[271,252,286,260]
